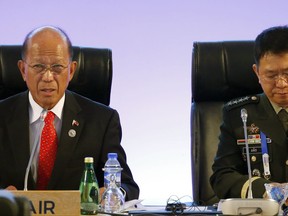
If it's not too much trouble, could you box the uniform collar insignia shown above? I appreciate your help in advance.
[226,96,250,107]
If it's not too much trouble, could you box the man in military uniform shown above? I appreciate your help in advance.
[210,26,288,199]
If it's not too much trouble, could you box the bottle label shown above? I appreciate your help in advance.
[104,172,121,188]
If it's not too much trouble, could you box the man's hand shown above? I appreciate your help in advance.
[5,185,17,190]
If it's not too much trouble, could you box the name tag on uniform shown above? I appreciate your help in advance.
[242,146,262,154]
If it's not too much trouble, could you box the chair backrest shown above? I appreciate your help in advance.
[0,45,112,105]
[191,41,263,205]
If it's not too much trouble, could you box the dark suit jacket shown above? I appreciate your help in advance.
[210,93,288,199]
[0,90,139,200]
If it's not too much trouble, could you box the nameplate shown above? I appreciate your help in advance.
[12,190,80,216]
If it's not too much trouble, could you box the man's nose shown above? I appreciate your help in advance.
[42,70,54,81]
[275,76,288,87]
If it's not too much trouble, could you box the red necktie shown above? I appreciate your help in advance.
[37,111,58,190]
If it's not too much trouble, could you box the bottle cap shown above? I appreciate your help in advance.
[108,153,118,158]
[84,157,94,163]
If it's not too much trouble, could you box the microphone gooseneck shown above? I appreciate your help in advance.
[240,108,253,199]
[24,110,47,191]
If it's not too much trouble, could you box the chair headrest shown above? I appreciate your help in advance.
[192,41,263,103]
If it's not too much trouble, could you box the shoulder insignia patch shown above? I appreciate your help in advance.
[225,95,259,110]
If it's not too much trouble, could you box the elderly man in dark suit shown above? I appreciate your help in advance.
[0,25,139,201]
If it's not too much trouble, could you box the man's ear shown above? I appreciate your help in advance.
[252,64,261,84]
[252,64,259,76]
[68,61,77,81]
[17,60,26,81]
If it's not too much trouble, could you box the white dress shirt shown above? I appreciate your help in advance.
[28,92,65,181]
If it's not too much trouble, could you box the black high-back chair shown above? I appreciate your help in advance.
[191,41,263,205]
[0,45,112,105]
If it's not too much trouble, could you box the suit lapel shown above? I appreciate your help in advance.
[48,91,84,188]
[7,92,30,185]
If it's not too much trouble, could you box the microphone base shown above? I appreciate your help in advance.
[220,198,279,215]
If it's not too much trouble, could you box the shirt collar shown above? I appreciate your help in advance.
[269,100,288,114]
[29,92,65,123]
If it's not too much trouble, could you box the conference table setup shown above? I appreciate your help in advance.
[5,190,283,216]
[7,190,223,216]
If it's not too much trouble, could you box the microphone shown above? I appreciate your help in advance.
[220,108,280,215]
[24,110,46,191]
[241,108,248,123]
[240,108,253,199]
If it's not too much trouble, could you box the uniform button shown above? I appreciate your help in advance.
[251,96,257,100]
[251,156,257,162]
[252,169,261,177]
[286,160,288,166]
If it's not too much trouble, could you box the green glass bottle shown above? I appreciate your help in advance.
[79,157,100,215]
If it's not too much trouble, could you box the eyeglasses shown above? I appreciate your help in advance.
[24,61,69,75]
[260,72,288,83]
